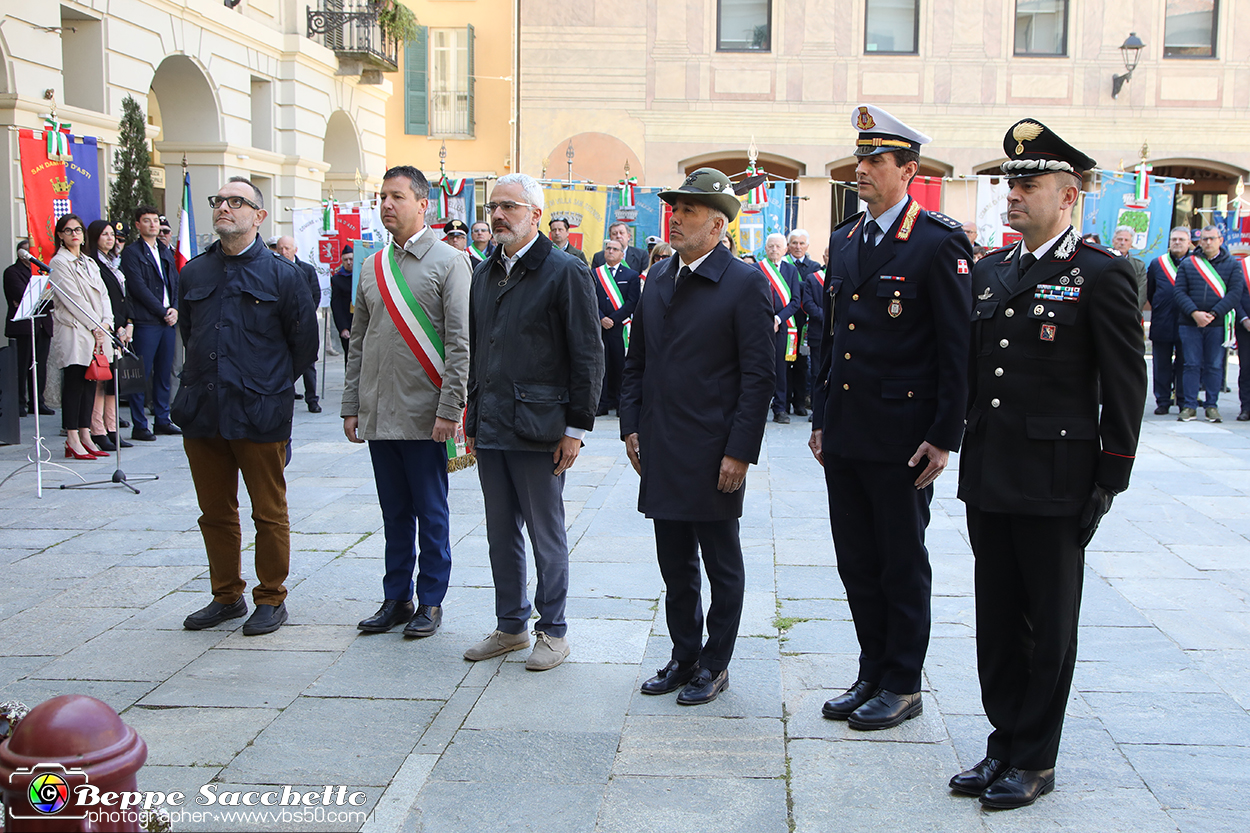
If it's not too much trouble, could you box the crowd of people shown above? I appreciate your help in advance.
[6,102,1247,813]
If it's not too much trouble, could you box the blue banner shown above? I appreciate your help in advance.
[67,136,100,225]
[607,186,663,248]
[1081,171,1180,263]
[734,182,788,259]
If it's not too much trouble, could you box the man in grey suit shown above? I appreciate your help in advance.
[463,173,603,671]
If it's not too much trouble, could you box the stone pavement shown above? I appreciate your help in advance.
[2,358,1249,833]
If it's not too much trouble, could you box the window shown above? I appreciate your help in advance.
[718,0,771,52]
[61,6,105,111]
[429,27,475,136]
[250,78,273,152]
[1164,0,1217,58]
[865,0,918,54]
[1015,0,1067,56]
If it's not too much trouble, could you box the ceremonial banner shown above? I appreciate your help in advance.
[907,175,943,213]
[607,187,664,248]
[425,177,474,226]
[974,176,1016,249]
[731,181,787,259]
[175,171,197,271]
[67,136,101,226]
[18,130,68,263]
[1081,170,1180,263]
[294,207,331,307]
[544,185,609,262]
[351,239,382,315]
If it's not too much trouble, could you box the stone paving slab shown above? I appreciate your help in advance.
[595,776,789,833]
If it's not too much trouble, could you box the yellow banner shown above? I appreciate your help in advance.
[543,185,609,262]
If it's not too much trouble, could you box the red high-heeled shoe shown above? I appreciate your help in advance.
[65,443,95,460]
[86,447,110,457]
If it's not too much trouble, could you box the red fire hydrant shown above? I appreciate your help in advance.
[0,695,147,832]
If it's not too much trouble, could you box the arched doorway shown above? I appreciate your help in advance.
[324,110,363,201]
[1151,159,1248,230]
[149,55,222,250]
[545,133,643,186]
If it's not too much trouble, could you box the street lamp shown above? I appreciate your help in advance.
[566,140,575,184]
[1112,32,1145,99]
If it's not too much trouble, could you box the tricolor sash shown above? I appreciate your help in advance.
[812,268,825,287]
[1157,254,1177,285]
[469,243,489,262]
[375,244,446,388]
[595,265,624,310]
[1190,255,1235,346]
[761,260,799,361]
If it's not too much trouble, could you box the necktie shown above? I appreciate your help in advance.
[1018,252,1037,279]
[676,266,692,288]
[864,220,881,248]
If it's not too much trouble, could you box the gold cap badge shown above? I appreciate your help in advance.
[1012,122,1044,155]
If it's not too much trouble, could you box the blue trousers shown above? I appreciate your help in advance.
[130,322,175,428]
[476,448,569,638]
[1178,324,1225,409]
[368,439,452,605]
[1150,339,1184,408]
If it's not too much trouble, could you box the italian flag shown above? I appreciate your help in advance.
[175,171,197,271]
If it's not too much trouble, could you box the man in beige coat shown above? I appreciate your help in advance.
[343,165,472,638]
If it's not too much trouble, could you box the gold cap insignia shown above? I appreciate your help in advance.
[856,107,876,131]
[1012,122,1044,155]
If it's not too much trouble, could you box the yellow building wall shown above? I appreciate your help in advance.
[386,0,515,178]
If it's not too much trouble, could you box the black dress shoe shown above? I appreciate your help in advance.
[154,421,182,435]
[640,660,698,695]
[773,411,790,424]
[294,393,304,400]
[1238,411,1250,422]
[119,418,130,428]
[38,405,55,415]
[242,602,288,635]
[109,431,133,448]
[403,604,442,638]
[979,767,1055,809]
[358,599,415,633]
[821,679,880,720]
[793,406,808,416]
[308,401,322,414]
[677,667,729,705]
[132,426,156,441]
[1154,404,1171,415]
[91,434,117,451]
[595,407,610,417]
[847,689,922,730]
[183,598,248,630]
[949,757,1009,796]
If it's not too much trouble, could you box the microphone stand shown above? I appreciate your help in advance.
[42,269,159,494]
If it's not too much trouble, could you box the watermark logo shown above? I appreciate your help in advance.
[9,763,90,820]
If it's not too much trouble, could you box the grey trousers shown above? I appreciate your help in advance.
[476,448,569,638]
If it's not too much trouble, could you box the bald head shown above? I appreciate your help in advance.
[276,236,298,261]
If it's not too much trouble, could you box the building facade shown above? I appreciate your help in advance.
[0,0,393,256]
[519,0,1250,237]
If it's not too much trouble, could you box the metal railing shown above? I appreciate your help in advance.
[306,2,399,72]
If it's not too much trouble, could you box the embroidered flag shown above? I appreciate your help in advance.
[957,259,969,275]
[374,244,446,388]
[617,176,638,209]
[594,265,624,310]
[175,171,197,271]
[446,408,476,473]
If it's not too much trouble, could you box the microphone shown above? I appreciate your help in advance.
[18,249,51,273]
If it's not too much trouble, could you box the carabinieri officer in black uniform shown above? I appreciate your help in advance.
[952,120,1146,809]
[810,105,972,731]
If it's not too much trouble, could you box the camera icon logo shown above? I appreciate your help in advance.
[9,763,89,820]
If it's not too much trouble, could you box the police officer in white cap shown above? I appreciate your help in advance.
[810,105,973,730]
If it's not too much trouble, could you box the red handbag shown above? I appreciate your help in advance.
[84,350,112,381]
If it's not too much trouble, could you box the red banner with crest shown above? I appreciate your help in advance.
[18,129,70,264]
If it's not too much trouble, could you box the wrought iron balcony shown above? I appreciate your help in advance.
[307,2,399,75]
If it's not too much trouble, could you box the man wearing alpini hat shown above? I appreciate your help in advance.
[619,168,775,705]
[953,120,1146,808]
[810,105,972,732]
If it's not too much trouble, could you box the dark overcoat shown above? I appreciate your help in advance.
[1145,251,1187,343]
[619,245,775,521]
[957,228,1147,515]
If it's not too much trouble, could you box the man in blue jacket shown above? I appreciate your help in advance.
[1145,227,1191,414]
[761,233,801,423]
[1231,252,1250,421]
[174,177,317,636]
[121,205,180,441]
[1173,225,1243,422]
[592,238,640,415]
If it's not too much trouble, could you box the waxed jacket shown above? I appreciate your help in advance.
[171,237,317,443]
[466,232,603,452]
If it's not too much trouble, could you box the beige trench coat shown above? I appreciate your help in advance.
[49,247,113,368]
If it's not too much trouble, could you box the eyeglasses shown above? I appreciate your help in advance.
[207,195,261,211]
[484,201,535,214]
[60,226,84,235]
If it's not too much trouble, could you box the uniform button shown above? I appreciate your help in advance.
[1048,311,1055,318]
[520,392,527,399]
[209,352,216,360]
[215,322,221,329]
[994,367,1003,377]
[844,352,851,360]
[842,383,849,390]
[894,290,901,297]
[849,323,856,330]
[991,398,1000,408]
[852,294,859,301]
[1060,429,1067,437]
[207,383,215,390]
[999,339,1009,348]
[907,391,914,398]
[1005,308,1014,317]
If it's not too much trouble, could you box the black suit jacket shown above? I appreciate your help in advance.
[619,247,775,522]
[763,260,802,324]
[121,239,178,325]
[813,198,973,461]
[295,257,321,307]
[957,229,1147,515]
[592,263,640,325]
[592,245,647,273]
[5,262,53,338]
[330,268,353,335]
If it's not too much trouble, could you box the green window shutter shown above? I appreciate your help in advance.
[465,24,475,138]
[405,26,429,136]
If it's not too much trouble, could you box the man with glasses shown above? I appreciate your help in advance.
[468,221,494,268]
[175,177,317,636]
[121,204,180,441]
[1174,225,1243,422]
[462,173,603,671]
[592,221,648,273]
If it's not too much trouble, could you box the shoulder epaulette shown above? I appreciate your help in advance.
[924,210,963,231]
[833,211,865,232]
[1080,241,1116,258]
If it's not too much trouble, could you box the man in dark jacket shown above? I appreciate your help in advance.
[121,204,180,440]
[620,168,775,705]
[463,173,603,672]
[591,221,647,272]
[799,257,826,422]
[330,244,354,367]
[174,176,317,637]
[549,217,587,265]
[1231,252,1250,420]
[277,236,322,413]
[761,233,802,423]
[1174,225,1243,422]
[592,238,640,415]
[955,120,1146,809]
[1145,227,1191,414]
[4,240,54,415]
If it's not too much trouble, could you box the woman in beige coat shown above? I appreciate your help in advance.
[49,213,113,459]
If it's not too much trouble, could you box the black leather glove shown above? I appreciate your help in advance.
[1077,484,1116,548]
